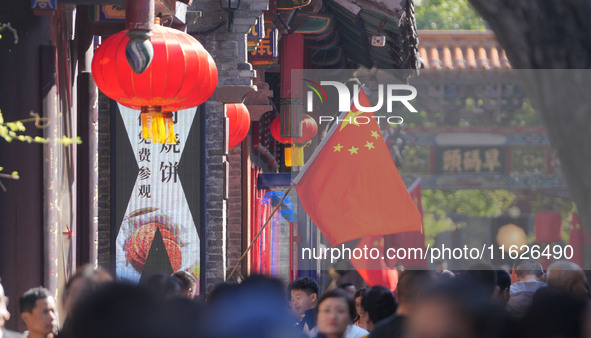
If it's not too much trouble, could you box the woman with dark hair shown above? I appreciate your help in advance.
[353,287,368,330]
[311,289,368,338]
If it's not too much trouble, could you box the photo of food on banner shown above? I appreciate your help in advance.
[116,207,199,288]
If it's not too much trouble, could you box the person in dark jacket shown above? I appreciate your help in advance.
[288,277,319,333]
[370,270,437,338]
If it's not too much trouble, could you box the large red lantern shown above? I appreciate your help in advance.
[226,103,251,149]
[270,114,317,144]
[535,210,562,243]
[92,19,218,143]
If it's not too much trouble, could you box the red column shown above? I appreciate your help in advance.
[279,34,304,138]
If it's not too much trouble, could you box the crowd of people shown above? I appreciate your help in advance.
[0,259,589,338]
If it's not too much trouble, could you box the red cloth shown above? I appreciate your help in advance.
[569,212,590,267]
[295,89,422,246]
[535,210,562,243]
[350,236,399,290]
[384,179,427,269]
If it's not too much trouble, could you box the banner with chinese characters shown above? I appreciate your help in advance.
[112,103,202,294]
[437,147,504,174]
[247,14,265,52]
[249,21,278,66]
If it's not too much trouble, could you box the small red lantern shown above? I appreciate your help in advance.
[226,103,251,149]
[535,210,562,243]
[270,114,317,144]
[270,114,317,166]
[92,20,218,143]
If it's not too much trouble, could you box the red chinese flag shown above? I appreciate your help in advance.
[569,212,590,268]
[294,88,422,246]
[351,236,399,290]
[384,178,427,268]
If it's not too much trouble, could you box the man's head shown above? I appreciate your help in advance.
[546,261,589,299]
[0,278,10,328]
[19,287,57,337]
[515,260,544,282]
[338,283,356,299]
[407,279,506,338]
[462,264,498,299]
[361,285,396,330]
[288,277,318,316]
[172,271,197,299]
[63,264,112,316]
[396,270,437,308]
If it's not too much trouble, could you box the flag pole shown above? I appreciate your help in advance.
[226,184,294,281]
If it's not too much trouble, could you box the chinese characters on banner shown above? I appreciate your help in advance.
[438,147,504,174]
[249,20,278,65]
[115,105,201,294]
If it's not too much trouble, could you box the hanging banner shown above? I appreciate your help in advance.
[112,103,203,294]
[249,21,278,65]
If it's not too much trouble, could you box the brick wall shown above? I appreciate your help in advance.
[97,94,111,270]
[202,101,228,293]
[226,143,243,277]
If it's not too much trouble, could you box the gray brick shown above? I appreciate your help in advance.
[233,17,257,26]
[237,62,252,71]
[217,48,239,58]
[250,2,269,10]
[219,41,238,49]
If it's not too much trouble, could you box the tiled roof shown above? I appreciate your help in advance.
[418,30,511,70]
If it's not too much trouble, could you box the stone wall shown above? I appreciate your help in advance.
[189,0,267,292]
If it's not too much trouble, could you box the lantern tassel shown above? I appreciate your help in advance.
[291,145,305,166]
[151,113,159,142]
[157,115,166,143]
[140,106,177,144]
[284,144,306,167]
[141,113,151,140]
[164,113,177,144]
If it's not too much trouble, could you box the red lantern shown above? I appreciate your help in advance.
[270,114,317,167]
[535,210,562,243]
[226,103,251,149]
[92,20,218,143]
[270,114,317,144]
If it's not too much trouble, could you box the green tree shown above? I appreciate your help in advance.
[422,189,515,245]
[0,110,81,190]
[415,0,487,30]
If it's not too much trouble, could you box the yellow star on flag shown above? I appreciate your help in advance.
[370,130,380,139]
[333,143,343,152]
[339,109,364,131]
[364,141,375,150]
[348,146,359,155]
